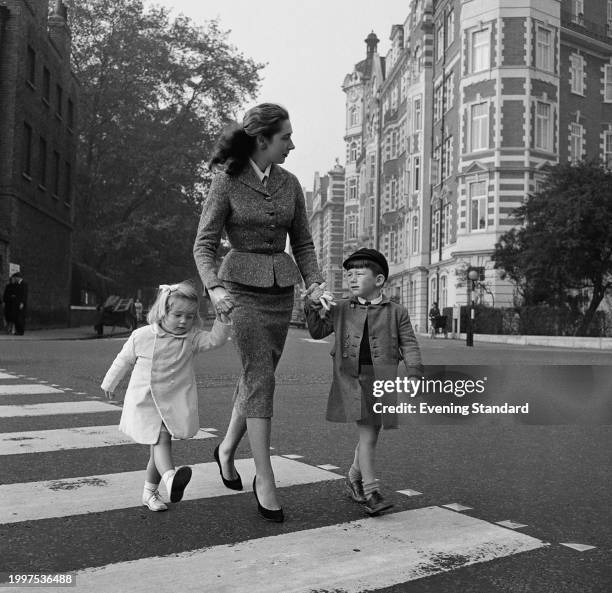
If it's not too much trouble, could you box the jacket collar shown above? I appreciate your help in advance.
[349,293,391,306]
[236,163,288,196]
[151,323,190,339]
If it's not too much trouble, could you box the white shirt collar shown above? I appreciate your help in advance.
[358,294,383,305]
[249,159,271,182]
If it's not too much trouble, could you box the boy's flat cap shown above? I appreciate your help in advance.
[342,248,389,279]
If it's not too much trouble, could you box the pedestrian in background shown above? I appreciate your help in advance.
[4,272,27,335]
[304,248,424,516]
[2,275,17,334]
[194,103,323,523]
[101,282,232,511]
[134,298,144,326]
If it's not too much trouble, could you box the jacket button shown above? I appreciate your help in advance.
[342,353,349,358]
[269,224,276,229]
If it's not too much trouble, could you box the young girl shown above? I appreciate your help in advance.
[101,282,232,512]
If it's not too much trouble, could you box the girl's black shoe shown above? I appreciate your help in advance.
[213,444,243,491]
[252,476,284,523]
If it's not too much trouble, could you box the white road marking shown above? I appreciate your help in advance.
[397,489,423,496]
[0,427,216,455]
[317,464,340,471]
[282,454,304,459]
[72,507,548,593]
[0,372,17,379]
[560,543,596,552]
[0,456,343,524]
[0,401,119,418]
[496,520,527,529]
[201,427,217,432]
[0,384,64,395]
[301,338,329,344]
[442,503,473,512]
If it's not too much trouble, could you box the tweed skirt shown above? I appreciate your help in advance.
[224,281,294,418]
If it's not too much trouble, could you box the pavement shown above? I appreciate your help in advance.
[0,326,131,341]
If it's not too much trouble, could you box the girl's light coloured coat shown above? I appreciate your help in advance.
[101,320,231,444]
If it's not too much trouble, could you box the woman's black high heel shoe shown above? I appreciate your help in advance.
[213,444,243,491]
[252,476,284,523]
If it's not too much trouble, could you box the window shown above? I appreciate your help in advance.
[370,197,375,223]
[43,67,50,103]
[430,277,437,305]
[432,208,440,250]
[440,275,448,308]
[446,9,455,46]
[67,98,74,129]
[349,142,357,162]
[536,27,553,72]
[570,123,583,163]
[413,155,421,191]
[65,161,72,204]
[470,181,487,231]
[604,131,612,169]
[434,84,443,121]
[391,131,397,158]
[535,101,552,151]
[436,24,444,61]
[605,65,612,102]
[370,154,375,177]
[470,102,489,151]
[608,0,612,36]
[348,178,357,200]
[571,0,584,24]
[471,29,490,73]
[390,231,397,262]
[22,123,33,177]
[26,46,36,85]
[433,145,441,185]
[56,84,63,117]
[347,215,357,240]
[444,73,454,110]
[570,54,584,94]
[52,151,60,196]
[443,203,451,246]
[412,214,419,253]
[38,137,47,187]
[413,96,422,130]
[350,106,360,127]
[443,136,453,179]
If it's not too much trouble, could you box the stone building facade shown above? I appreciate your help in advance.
[0,0,78,325]
[342,0,612,332]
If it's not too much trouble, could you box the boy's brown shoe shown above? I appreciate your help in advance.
[346,475,366,503]
[364,491,394,516]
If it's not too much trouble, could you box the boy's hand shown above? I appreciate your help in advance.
[216,311,232,324]
[302,282,337,310]
[103,390,116,401]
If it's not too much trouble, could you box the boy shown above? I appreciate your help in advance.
[304,248,423,516]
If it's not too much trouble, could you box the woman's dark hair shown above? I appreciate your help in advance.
[209,103,290,175]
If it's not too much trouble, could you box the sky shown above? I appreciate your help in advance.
[144,0,409,190]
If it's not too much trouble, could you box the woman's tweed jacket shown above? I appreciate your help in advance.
[304,296,424,423]
[193,164,323,289]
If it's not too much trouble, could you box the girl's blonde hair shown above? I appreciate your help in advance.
[146,281,202,327]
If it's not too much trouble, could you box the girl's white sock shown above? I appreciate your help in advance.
[161,469,175,493]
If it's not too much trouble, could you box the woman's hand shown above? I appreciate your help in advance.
[209,286,235,317]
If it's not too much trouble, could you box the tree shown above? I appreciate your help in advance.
[67,0,263,288]
[493,161,612,336]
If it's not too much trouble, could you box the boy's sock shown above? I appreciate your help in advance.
[363,479,381,498]
[348,464,362,484]
[143,481,160,497]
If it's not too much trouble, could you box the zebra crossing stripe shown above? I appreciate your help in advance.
[0,401,119,418]
[0,372,18,379]
[0,456,342,524]
[0,426,217,455]
[72,506,547,593]
[0,384,64,395]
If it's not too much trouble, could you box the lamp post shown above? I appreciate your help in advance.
[466,268,479,347]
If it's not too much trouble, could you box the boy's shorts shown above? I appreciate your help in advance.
[357,370,398,429]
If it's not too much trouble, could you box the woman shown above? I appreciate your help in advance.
[193,103,323,522]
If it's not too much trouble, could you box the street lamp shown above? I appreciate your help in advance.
[466,268,479,347]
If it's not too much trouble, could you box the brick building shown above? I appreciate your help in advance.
[309,162,346,297]
[0,0,77,326]
[342,0,612,332]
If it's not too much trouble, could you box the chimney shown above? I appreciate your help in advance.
[48,0,70,58]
